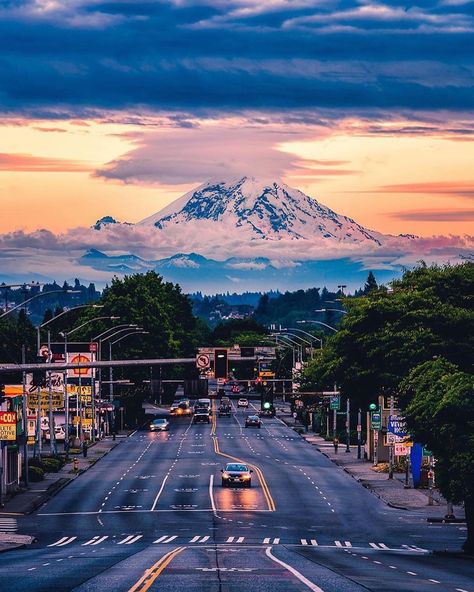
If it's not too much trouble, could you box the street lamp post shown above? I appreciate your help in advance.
[108,330,148,435]
[297,320,338,332]
[0,289,80,320]
[61,316,120,444]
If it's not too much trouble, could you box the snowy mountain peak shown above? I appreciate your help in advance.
[138,176,381,244]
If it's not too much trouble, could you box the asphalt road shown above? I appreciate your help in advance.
[0,399,471,592]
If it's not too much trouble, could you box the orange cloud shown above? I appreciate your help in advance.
[0,153,91,172]
[376,181,474,197]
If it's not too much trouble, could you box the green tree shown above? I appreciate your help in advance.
[302,263,474,410]
[363,271,378,294]
[401,358,474,553]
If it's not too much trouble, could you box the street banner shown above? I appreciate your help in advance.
[0,411,17,441]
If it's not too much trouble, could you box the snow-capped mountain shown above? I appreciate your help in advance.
[138,176,382,244]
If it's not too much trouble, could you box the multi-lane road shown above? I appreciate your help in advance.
[0,399,471,591]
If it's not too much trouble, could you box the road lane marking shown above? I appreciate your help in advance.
[48,536,77,547]
[150,475,169,511]
[226,536,235,542]
[209,474,218,516]
[118,535,143,545]
[265,547,325,592]
[128,546,185,592]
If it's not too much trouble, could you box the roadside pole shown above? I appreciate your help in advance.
[64,335,69,449]
[21,345,29,487]
[47,330,57,456]
[373,431,378,467]
[333,408,337,439]
[357,408,362,459]
[388,395,394,479]
[345,397,350,453]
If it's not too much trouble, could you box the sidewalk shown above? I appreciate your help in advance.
[0,433,130,553]
[278,413,465,519]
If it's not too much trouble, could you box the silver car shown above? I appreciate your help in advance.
[150,418,170,432]
[221,463,253,487]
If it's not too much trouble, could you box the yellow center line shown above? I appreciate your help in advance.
[128,546,186,592]
[211,398,276,511]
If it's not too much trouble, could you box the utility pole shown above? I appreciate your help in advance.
[388,395,394,479]
[345,397,350,453]
[357,408,362,459]
[21,345,29,487]
[47,330,57,456]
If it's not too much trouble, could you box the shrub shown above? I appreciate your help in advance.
[40,458,61,473]
[28,466,44,482]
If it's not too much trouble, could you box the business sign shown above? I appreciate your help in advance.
[395,443,409,456]
[27,392,64,410]
[387,415,407,438]
[259,371,275,378]
[386,433,404,445]
[0,411,17,441]
[67,384,92,396]
[67,352,94,378]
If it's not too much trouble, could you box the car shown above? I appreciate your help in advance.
[221,463,253,487]
[218,404,231,417]
[150,418,170,432]
[237,398,249,408]
[259,407,275,418]
[231,385,240,394]
[169,402,179,415]
[45,424,66,441]
[193,407,210,423]
[245,415,261,428]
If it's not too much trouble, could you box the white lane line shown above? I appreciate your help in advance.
[162,535,178,543]
[153,535,168,543]
[226,536,235,543]
[428,579,440,584]
[209,474,218,516]
[273,538,280,544]
[265,547,325,592]
[406,571,417,576]
[90,536,108,546]
[124,535,143,545]
[48,536,77,547]
[150,474,169,511]
[301,539,308,545]
[190,536,200,543]
[199,536,210,543]
[117,535,134,545]
[82,536,100,546]
[236,537,245,543]
[263,537,271,544]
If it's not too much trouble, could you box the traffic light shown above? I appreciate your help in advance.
[261,385,274,411]
[369,403,377,411]
[214,349,228,380]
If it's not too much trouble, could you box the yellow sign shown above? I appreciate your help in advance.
[72,416,80,425]
[259,371,275,378]
[82,418,92,427]
[27,393,63,410]
[67,385,92,396]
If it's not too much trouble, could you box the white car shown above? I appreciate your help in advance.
[150,418,170,432]
[237,398,249,408]
[45,425,66,441]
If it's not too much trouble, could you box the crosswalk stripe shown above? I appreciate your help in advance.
[153,535,168,544]
[226,537,235,543]
[90,536,109,546]
[263,538,271,544]
[199,536,210,543]
[335,540,343,547]
[236,537,245,543]
[162,536,178,543]
[190,536,200,543]
[273,538,280,544]
[301,539,308,545]
[124,535,142,545]
[369,543,378,548]
[48,536,77,547]
[83,536,100,546]
[117,535,138,545]
[310,539,318,546]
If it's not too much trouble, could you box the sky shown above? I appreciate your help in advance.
[0,0,473,286]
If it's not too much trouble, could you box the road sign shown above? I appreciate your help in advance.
[386,433,403,445]
[330,396,340,410]
[370,411,382,430]
[0,411,17,441]
[259,371,275,378]
[196,353,210,369]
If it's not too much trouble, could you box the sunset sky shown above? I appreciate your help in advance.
[1,0,473,240]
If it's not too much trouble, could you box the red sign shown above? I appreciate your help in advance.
[89,342,98,353]
[0,411,17,441]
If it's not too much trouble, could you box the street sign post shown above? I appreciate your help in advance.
[370,411,382,430]
[330,396,340,410]
[196,353,210,369]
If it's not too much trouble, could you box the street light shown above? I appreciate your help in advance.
[107,330,148,435]
[337,284,347,295]
[0,289,80,319]
[279,327,323,353]
[315,308,347,315]
[61,316,120,445]
[297,320,338,332]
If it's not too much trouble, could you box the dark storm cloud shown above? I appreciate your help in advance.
[0,1,473,115]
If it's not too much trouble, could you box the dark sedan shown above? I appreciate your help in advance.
[245,414,261,428]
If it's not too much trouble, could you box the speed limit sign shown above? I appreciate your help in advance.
[196,353,210,369]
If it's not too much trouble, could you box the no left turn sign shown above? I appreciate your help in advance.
[196,353,210,369]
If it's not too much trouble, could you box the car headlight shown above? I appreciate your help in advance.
[242,474,251,479]
[222,472,230,479]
